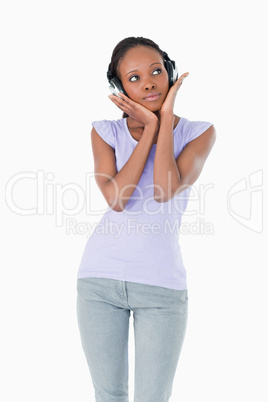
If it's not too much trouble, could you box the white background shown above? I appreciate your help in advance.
[1,0,267,401]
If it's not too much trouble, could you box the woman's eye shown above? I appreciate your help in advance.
[152,68,162,75]
[129,75,139,82]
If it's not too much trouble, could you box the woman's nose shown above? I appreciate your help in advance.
[144,81,156,91]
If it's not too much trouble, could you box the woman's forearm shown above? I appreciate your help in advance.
[153,113,181,202]
[105,122,158,212]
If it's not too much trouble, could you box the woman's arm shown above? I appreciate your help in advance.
[92,92,159,212]
[153,116,216,202]
[153,73,216,202]
[92,120,158,212]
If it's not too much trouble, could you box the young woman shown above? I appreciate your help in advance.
[77,37,216,402]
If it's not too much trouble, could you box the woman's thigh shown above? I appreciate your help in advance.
[77,278,131,402]
[127,283,188,402]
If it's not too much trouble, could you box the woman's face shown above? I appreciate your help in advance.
[118,46,169,112]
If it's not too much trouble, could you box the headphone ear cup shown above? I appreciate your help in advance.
[164,59,178,88]
[109,77,127,96]
[164,60,173,88]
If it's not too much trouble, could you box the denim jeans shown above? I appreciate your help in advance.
[77,277,188,402]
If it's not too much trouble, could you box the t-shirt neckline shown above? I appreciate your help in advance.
[123,117,182,145]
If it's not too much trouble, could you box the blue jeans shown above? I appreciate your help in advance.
[77,278,188,402]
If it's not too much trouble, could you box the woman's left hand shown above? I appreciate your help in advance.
[160,72,189,115]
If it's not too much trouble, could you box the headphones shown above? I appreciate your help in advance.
[107,51,178,98]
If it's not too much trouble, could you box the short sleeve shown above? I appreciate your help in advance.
[92,120,115,148]
[183,120,213,146]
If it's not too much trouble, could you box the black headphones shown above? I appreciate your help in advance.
[107,51,178,98]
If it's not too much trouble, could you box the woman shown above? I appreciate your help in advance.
[77,37,216,402]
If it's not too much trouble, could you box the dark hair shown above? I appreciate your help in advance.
[109,37,165,117]
[110,36,164,79]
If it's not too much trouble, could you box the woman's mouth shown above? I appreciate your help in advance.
[143,92,161,101]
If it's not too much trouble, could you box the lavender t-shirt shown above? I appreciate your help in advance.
[77,117,213,290]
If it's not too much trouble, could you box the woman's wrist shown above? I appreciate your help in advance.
[159,109,174,120]
[159,111,175,128]
[144,114,158,127]
[143,118,159,139]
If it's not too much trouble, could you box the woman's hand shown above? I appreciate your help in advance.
[108,93,158,127]
[108,71,189,126]
[160,72,189,116]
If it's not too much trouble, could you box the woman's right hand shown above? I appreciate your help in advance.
[108,93,158,127]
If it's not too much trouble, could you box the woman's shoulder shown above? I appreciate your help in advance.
[92,117,125,129]
[176,115,214,145]
[91,118,126,148]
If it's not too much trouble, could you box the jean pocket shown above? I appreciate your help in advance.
[179,289,188,304]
